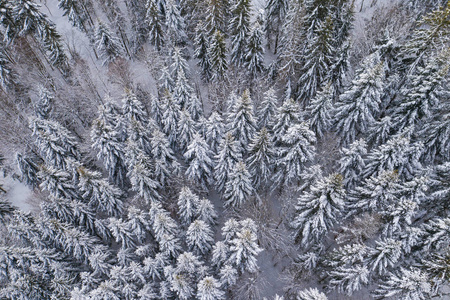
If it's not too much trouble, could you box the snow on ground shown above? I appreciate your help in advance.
[0,175,33,212]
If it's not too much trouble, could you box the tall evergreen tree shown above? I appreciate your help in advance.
[194,22,213,82]
[214,133,243,193]
[223,161,254,208]
[184,133,214,190]
[247,128,275,189]
[228,89,257,153]
[229,0,251,66]
[334,57,385,146]
[258,88,278,131]
[306,82,333,139]
[296,16,335,105]
[209,30,228,81]
[95,21,122,65]
[245,22,265,79]
[145,0,165,50]
[264,0,288,53]
[292,173,345,247]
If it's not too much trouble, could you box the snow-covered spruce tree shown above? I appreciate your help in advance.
[91,109,127,187]
[197,276,225,300]
[363,134,423,180]
[328,41,351,98]
[214,133,243,194]
[367,116,394,147]
[245,22,265,79]
[184,132,214,190]
[296,16,335,106]
[58,0,89,32]
[196,197,218,226]
[328,265,370,296]
[170,47,190,81]
[273,122,316,188]
[30,117,79,170]
[264,0,288,53]
[77,166,123,217]
[229,0,251,66]
[128,146,161,204]
[272,98,302,146]
[177,186,199,227]
[122,90,148,126]
[160,66,175,92]
[150,128,180,186]
[194,22,213,82]
[223,161,254,208]
[366,237,403,275]
[297,288,328,300]
[247,127,275,189]
[292,173,345,247]
[146,0,164,50]
[306,82,333,139]
[338,139,367,189]
[334,57,385,146]
[150,94,164,127]
[95,21,122,65]
[228,89,257,153]
[34,85,53,119]
[403,4,450,71]
[348,170,401,214]
[38,164,79,201]
[205,111,224,153]
[177,109,197,153]
[392,52,450,133]
[16,153,39,189]
[188,94,203,123]
[186,219,215,256]
[173,69,193,110]
[420,103,450,162]
[373,268,431,300]
[165,0,187,44]
[161,90,181,148]
[209,30,228,81]
[204,0,228,37]
[258,88,278,131]
[228,219,262,273]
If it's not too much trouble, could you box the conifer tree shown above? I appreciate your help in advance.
[146,0,164,50]
[165,0,187,44]
[95,21,122,65]
[292,173,345,246]
[173,70,193,110]
[177,186,199,226]
[297,16,335,105]
[30,117,79,170]
[91,110,127,187]
[194,22,213,81]
[228,219,262,273]
[229,0,251,66]
[58,0,88,32]
[186,219,215,256]
[161,90,181,148]
[393,52,450,132]
[272,98,302,146]
[338,139,367,189]
[297,288,328,300]
[35,85,53,119]
[367,116,394,147]
[306,82,333,139]
[420,106,450,162]
[363,135,423,180]
[196,198,218,226]
[209,30,228,81]
[328,265,370,296]
[0,49,14,90]
[184,133,214,189]
[150,128,180,186]
[77,166,124,217]
[247,127,275,189]
[197,276,225,300]
[334,57,385,146]
[170,47,190,80]
[373,268,431,300]
[178,109,197,152]
[245,22,265,79]
[126,142,161,204]
[228,90,257,153]
[264,0,288,53]
[214,133,243,193]
[274,122,316,188]
[223,161,254,208]
[258,88,278,131]
[16,153,39,189]
[204,0,228,37]
[187,94,203,122]
[366,238,403,275]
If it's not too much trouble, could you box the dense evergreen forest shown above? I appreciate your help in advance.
[0,0,449,299]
